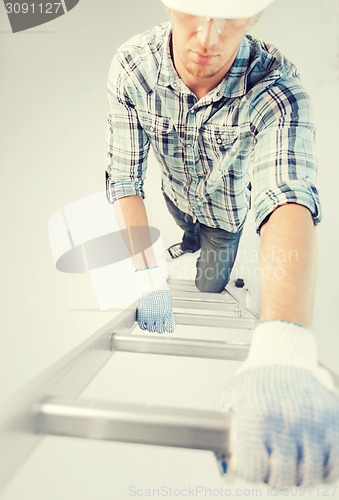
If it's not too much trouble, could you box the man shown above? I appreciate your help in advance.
[105,0,339,489]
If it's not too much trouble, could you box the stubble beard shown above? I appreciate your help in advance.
[184,57,229,80]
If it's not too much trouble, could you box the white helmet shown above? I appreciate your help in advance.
[160,0,276,19]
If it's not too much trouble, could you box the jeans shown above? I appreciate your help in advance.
[163,193,243,293]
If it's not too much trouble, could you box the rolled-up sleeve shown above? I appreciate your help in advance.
[105,54,150,203]
[250,80,322,233]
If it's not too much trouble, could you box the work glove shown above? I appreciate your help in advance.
[135,266,175,334]
[137,289,175,333]
[216,320,339,489]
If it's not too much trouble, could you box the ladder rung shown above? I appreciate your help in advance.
[168,278,233,295]
[175,312,257,330]
[169,283,234,297]
[173,299,239,314]
[37,396,231,453]
[168,278,197,287]
[112,334,250,360]
[171,289,236,304]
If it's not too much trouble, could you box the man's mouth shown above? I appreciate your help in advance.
[191,51,218,64]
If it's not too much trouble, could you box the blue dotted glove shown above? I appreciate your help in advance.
[216,321,339,489]
[137,290,175,334]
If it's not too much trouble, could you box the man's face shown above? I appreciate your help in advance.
[169,10,258,81]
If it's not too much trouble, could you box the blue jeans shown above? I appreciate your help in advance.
[163,193,243,293]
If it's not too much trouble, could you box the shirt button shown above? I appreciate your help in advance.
[216,92,221,97]
[216,138,223,144]
[149,126,155,132]
[172,82,178,88]
[187,143,193,148]
[190,109,195,114]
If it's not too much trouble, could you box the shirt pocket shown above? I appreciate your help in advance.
[200,124,248,183]
[137,111,180,159]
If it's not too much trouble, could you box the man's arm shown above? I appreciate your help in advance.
[259,203,316,327]
[113,195,158,271]
[113,195,175,334]
[114,195,148,227]
[217,205,339,489]
[105,54,174,333]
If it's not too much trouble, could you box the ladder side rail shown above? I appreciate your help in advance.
[0,306,136,491]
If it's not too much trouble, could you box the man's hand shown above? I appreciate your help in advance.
[216,321,339,488]
[137,289,175,333]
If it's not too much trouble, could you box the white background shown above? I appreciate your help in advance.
[0,0,339,498]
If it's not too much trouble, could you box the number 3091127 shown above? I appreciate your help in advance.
[5,3,63,14]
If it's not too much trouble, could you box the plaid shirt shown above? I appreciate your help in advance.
[105,22,321,233]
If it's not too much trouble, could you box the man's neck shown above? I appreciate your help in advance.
[190,83,222,101]
[169,35,238,100]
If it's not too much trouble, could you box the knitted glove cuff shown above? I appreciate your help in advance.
[237,320,335,391]
[244,320,317,369]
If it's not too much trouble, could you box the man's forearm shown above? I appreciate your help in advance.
[259,204,316,327]
[114,195,149,227]
[113,195,157,269]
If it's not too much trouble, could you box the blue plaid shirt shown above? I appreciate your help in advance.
[105,22,321,233]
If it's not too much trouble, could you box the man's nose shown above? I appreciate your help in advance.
[196,19,220,50]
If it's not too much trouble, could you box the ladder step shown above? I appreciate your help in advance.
[37,396,231,453]
[175,312,257,330]
[173,299,239,314]
[168,278,197,287]
[112,334,250,360]
[169,283,234,297]
[171,289,236,304]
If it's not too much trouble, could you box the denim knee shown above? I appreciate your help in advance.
[195,276,229,293]
[194,260,231,293]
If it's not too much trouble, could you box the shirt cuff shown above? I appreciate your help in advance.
[106,178,145,203]
[254,177,322,234]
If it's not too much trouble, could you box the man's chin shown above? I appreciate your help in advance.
[185,63,221,79]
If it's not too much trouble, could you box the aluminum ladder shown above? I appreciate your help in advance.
[0,278,336,491]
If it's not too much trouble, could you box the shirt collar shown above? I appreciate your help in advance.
[220,36,251,98]
[156,22,182,90]
[156,24,252,99]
